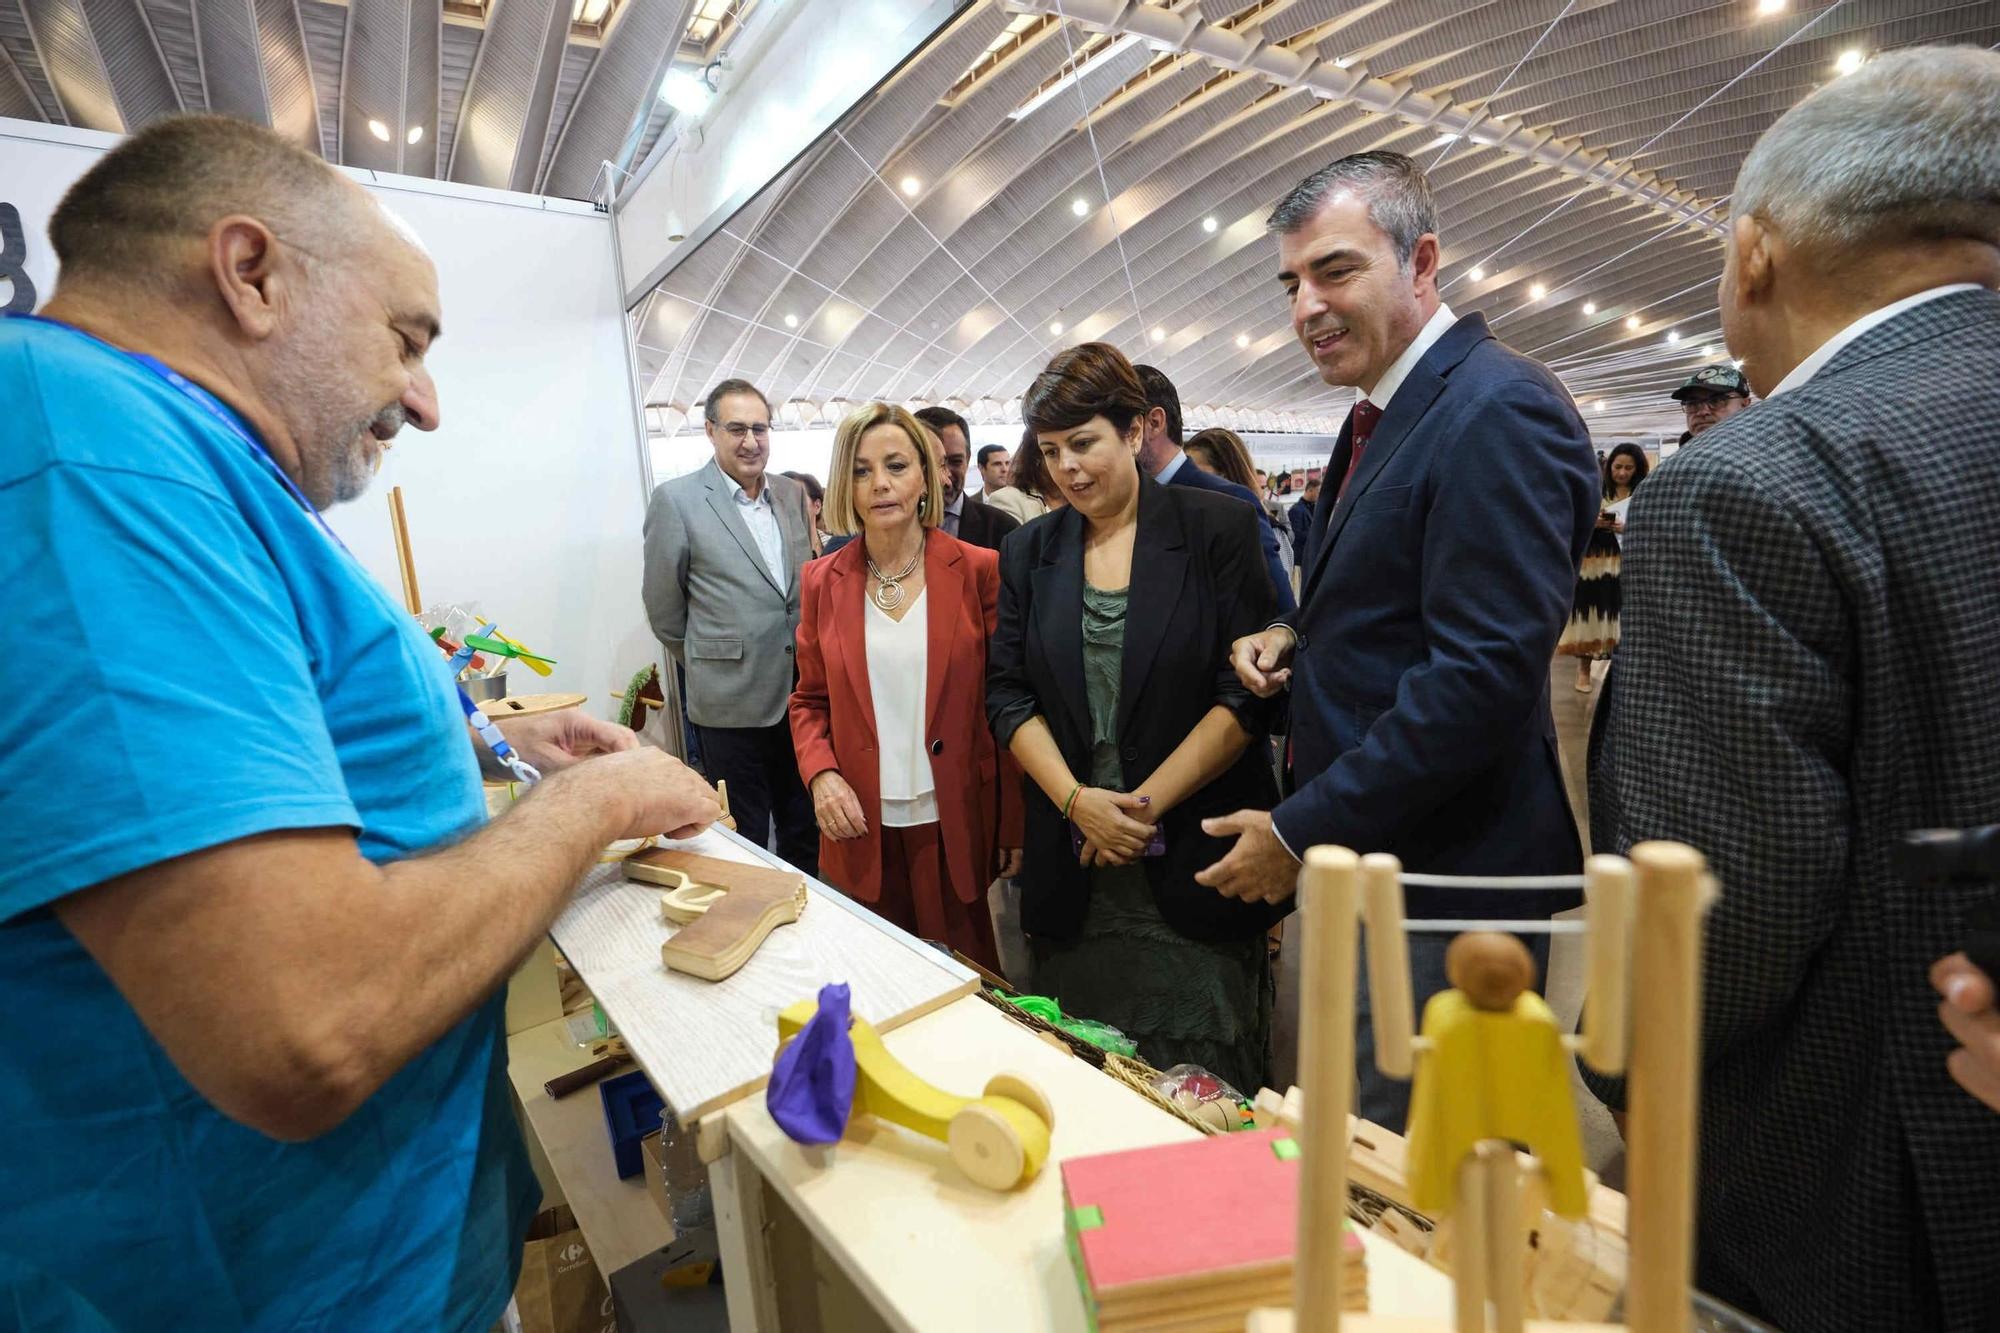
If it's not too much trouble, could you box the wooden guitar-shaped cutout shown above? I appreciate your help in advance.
[624,849,808,982]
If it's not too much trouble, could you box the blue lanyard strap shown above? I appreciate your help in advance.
[10,313,541,786]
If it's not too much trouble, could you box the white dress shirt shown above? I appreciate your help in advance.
[1360,302,1458,413]
[1766,284,1984,398]
[865,589,937,827]
[1154,448,1189,485]
[730,477,789,590]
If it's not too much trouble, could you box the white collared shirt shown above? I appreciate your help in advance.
[730,477,788,590]
[942,491,966,538]
[1154,448,1189,485]
[1360,303,1458,413]
[1766,284,1984,398]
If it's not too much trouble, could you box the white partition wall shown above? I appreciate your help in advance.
[1,118,653,712]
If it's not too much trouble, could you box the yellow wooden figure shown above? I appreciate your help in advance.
[1406,933,1587,1221]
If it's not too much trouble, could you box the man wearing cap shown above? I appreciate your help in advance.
[1671,363,1752,439]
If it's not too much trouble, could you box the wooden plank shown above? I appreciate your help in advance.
[720,994,1456,1333]
[712,1148,780,1333]
[550,823,977,1123]
[506,1015,671,1276]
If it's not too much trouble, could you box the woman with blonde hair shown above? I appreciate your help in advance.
[791,404,1021,972]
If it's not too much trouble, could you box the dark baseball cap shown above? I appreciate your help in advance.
[1671,364,1750,400]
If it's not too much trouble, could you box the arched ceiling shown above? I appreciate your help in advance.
[630,0,1998,439]
[0,0,752,197]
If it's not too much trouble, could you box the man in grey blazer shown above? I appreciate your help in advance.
[1588,47,2000,1331]
[643,379,818,874]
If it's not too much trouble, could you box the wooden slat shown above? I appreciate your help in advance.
[550,824,977,1122]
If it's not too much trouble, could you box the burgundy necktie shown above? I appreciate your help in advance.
[1338,398,1382,501]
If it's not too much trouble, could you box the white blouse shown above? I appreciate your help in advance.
[865,589,937,827]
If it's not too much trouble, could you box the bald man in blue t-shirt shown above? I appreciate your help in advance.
[0,115,719,1330]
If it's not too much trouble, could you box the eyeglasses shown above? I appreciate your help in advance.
[1680,396,1739,414]
[719,422,771,440]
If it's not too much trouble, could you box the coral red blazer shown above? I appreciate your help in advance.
[790,528,1023,904]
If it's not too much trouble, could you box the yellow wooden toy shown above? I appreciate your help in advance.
[776,998,1054,1191]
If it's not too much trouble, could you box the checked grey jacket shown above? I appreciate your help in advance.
[1589,288,2000,1332]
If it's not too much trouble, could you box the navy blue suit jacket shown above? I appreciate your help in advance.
[1166,458,1296,613]
[1288,497,1315,573]
[1275,313,1598,918]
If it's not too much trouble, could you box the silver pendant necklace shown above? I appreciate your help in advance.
[865,545,922,611]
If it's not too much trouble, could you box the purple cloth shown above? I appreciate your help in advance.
[766,983,856,1145]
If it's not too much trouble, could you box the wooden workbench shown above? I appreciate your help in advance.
[511,823,1455,1329]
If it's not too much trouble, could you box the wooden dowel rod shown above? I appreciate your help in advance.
[1624,840,1711,1333]
[388,485,423,615]
[1294,845,1359,1332]
[1362,852,1414,1079]
[1582,853,1635,1074]
[1454,1149,1489,1333]
[1483,1141,1524,1333]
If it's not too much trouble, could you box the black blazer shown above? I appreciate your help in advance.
[987,476,1282,942]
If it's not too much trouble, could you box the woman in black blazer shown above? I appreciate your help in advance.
[986,342,1283,1092]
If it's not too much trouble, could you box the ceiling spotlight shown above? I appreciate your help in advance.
[1424,133,1461,152]
[1592,400,1606,413]
[1625,315,1641,331]
[1702,344,1715,357]
[1756,0,1785,12]
[1333,56,1352,69]
[1528,282,1547,301]
[367,118,391,142]
[1834,48,1866,76]
[1468,266,1486,282]
[659,67,714,117]
[1049,321,1064,336]
[1202,216,1219,233]
[1667,330,1681,344]
[1151,327,1166,344]
[1582,301,1597,315]
[1071,197,1090,217]
[783,313,798,329]
[406,125,424,146]
[900,175,921,197]
[1235,333,1250,349]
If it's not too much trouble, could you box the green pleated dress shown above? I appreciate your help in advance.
[1028,583,1272,1095]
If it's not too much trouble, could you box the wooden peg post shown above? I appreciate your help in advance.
[1361,852,1414,1079]
[1294,846,1360,1332]
[387,485,422,616]
[1582,854,1635,1074]
[1624,841,1711,1333]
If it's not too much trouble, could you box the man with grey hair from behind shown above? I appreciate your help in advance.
[1202,149,1599,1131]
[0,114,720,1328]
[1587,46,2000,1330]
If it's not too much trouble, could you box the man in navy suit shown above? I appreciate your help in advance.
[1197,151,1599,1129]
[1133,364,1296,613]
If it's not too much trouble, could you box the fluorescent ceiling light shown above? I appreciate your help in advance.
[367,119,391,142]
[1202,216,1218,233]
[660,68,714,117]
[406,125,423,145]
[899,175,921,197]
[1010,33,1143,121]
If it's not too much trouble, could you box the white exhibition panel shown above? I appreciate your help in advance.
[1,117,651,711]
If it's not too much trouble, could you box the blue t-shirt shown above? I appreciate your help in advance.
[0,316,539,1330]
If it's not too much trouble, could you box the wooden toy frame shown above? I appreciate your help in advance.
[1247,841,1714,1333]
